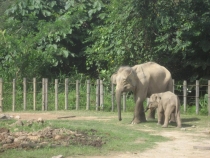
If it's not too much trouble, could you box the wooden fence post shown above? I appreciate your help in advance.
[23,78,27,110]
[100,80,104,110]
[12,79,16,111]
[65,78,69,110]
[33,78,36,111]
[44,78,48,111]
[111,83,114,112]
[0,78,3,112]
[183,80,187,113]
[76,80,80,110]
[42,78,45,111]
[208,80,210,116]
[55,79,58,111]
[86,80,90,110]
[123,92,126,112]
[96,79,100,111]
[196,80,199,114]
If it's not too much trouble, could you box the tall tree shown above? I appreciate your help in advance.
[87,0,210,82]
[0,0,104,80]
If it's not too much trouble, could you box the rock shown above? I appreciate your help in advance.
[37,117,44,124]
[15,120,24,126]
[5,136,14,143]
[52,155,64,158]
[0,114,7,119]
[16,136,27,141]
[26,120,35,127]
[0,114,12,119]
[54,135,62,140]
[0,128,9,133]
[27,135,41,143]
[181,128,186,131]
[39,142,49,148]
[14,138,20,143]
[15,115,21,119]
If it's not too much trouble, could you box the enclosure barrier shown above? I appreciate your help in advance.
[0,78,210,115]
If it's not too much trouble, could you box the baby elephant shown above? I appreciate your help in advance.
[146,91,181,128]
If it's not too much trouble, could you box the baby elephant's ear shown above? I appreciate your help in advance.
[156,95,161,103]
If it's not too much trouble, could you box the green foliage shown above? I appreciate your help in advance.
[86,0,210,81]
[0,0,105,80]
[199,94,208,115]
[0,111,168,158]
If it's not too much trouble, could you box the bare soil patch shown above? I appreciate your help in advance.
[0,112,107,153]
[1,112,210,158]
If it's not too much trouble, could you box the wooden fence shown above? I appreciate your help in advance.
[0,78,210,115]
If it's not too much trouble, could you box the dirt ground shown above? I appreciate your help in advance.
[4,112,210,158]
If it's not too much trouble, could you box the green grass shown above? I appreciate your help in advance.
[1,110,209,158]
[0,111,166,158]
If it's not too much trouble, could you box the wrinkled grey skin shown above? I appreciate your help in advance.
[111,62,173,124]
[146,91,182,128]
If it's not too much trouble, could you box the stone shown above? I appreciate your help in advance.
[15,115,21,119]
[54,135,62,140]
[15,120,24,126]
[37,117,44,124]
[52,155,64,158]
[0,128,9,133]
[0,114,7,119]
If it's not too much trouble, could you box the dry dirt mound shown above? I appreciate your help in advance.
[0,126,105,152]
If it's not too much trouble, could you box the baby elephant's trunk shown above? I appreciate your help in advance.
[144,107,149,112]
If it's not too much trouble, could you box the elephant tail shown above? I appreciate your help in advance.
[167,78,173,92]
[175,95,180,118]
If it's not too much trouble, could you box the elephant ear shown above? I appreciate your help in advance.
[126,69,137,87]
[111,73,117,84]
[156,95,161,103]
[150,94,156,102]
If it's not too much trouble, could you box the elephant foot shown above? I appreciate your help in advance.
[131,118,141,124]
[131,117,146,124]
[169,119,176,123]
[162,125,168,128]
[169,113,176,123]
[147,117,155,121]
[176,125,182,128]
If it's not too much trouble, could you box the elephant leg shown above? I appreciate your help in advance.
[169,113,176,123]
[147,98,156,120]
[157,112,163,125]
[162,108,174,128]
[132,101,146,124]
[162,111,171,128]
[147,109,156,120]
[176,111,182,128]
[160,112,165,124]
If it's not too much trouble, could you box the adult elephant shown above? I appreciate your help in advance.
[111,62,173,124]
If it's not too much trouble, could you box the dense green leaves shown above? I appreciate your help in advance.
[87,0,210,81]
[0,0,210,82]
[0,0,104,79]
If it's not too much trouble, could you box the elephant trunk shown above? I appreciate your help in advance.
[116,89,122,121]
[144,107,149,112]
